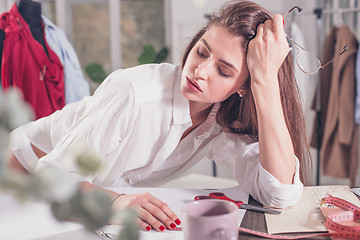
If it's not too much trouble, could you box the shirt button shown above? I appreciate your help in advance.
[125,178,130,184]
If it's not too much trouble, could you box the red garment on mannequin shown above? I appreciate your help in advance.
[0,4,64,119]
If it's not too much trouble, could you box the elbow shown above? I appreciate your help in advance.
[258,181,304,208]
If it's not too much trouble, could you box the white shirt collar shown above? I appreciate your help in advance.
[172,69,191,125]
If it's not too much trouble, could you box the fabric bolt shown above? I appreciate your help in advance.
[355,47,360,124]
[42,16,90,104]
[311,26,359,186]
[10,63,303,208]
[310,28,336,149]
[0,4,65,119]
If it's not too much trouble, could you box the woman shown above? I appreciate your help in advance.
[9,0,311,232]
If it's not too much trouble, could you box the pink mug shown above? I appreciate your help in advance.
[182,199,240,240]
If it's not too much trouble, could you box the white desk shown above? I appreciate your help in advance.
[1,174,243,240]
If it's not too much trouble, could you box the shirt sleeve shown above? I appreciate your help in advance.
[210,132,303,208]
[9,69,136,183]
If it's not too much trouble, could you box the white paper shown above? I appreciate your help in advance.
[265,185,360,234]
[0,193,84,240]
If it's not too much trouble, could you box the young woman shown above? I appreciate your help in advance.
[9,0,311,232]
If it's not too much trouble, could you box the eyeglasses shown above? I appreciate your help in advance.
[283,6,347,75]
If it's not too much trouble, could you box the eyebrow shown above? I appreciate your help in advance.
[200,39,239,73]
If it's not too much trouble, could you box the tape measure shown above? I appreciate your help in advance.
[238,195,360,239]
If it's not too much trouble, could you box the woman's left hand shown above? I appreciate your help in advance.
[246,14,289,83]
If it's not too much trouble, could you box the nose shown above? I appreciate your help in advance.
[195,63,209,81]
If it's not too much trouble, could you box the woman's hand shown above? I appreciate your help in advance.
[112,192,181,232]
[246,14,289,84]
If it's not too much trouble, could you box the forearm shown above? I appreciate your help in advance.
[8,153,28,173]
[8,143,46,173]
[252,77,295,184]
[29,143,119,200]
[80,181,119,200]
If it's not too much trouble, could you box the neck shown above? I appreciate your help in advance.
[16,0,48,56]
[180,102,213,141]
[189,101,213,126]
[17,0,42,28]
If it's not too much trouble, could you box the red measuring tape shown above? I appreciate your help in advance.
[238,195,360,239]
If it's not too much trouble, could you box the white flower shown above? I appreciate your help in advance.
[0,88,33,131]
[35,168,78,202]
[0,88,32,179]
[0,128,9,175]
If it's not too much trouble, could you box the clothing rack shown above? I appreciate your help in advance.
[313,6,360,186]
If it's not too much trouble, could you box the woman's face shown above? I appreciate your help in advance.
[181,25,249,107]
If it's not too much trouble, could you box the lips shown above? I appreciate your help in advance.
[186,76,202,93]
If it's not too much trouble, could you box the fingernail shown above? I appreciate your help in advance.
[170,223,176,229]
[175,219,181,225]
[159,225,165,231]
[283,19,284,25]
[146,226,151,231]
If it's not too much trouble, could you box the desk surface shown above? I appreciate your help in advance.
[3,172,339,240]
[2,192,332,240]
[239,196,268,239]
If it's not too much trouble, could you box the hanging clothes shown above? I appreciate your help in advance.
[355,47,360,123]
[0,4,65,119]
[0,29,3,86]
[310,28,336,149]
[311,25,359,186]
[42,16,90,104]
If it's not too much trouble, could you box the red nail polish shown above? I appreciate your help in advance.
[146,226,151,231]
[159,225,165,231]
[175,219,181,225]
[170,223,176,229]
[283,19,284,25]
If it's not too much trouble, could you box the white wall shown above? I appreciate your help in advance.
[0,0,15,13]
[167,0,284,65]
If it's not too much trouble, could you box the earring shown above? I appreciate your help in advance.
[238,89,247,98]
[238,92,247,98]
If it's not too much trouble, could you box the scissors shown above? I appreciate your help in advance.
[194,192,281,214]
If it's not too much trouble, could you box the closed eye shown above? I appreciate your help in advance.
[218,67,231,77]
[197,48,208,58]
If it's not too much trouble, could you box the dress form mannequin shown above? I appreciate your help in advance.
[0,0,47,75]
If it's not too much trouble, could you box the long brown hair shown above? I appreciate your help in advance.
[181,0,312,185]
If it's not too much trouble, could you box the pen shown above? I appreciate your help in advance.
[96,229,112,240]
[237,202,281,214]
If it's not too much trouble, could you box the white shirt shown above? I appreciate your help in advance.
[10,63,303,208]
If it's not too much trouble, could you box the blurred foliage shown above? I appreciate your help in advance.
[116,209,140,240]
[137,44,168,64]
[84,44,168,85]
[51,188,113,231]
[85,63,108,83]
